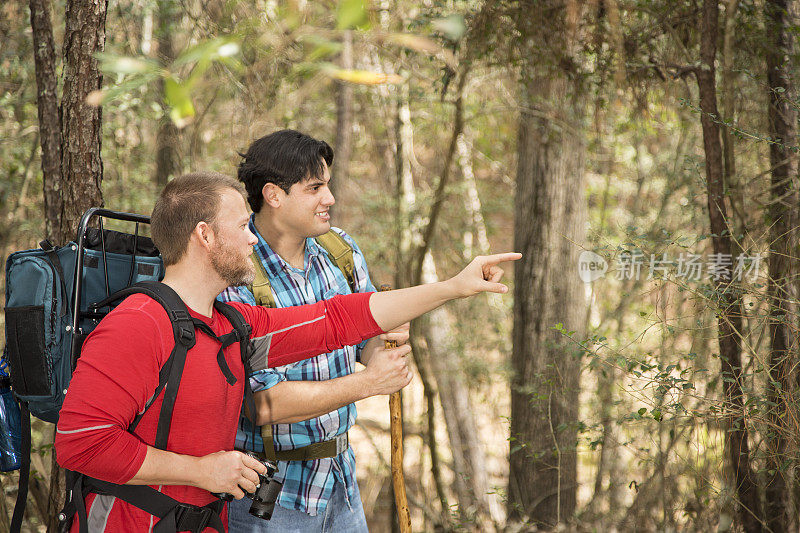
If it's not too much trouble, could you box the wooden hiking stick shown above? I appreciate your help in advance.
[379,284,412,533]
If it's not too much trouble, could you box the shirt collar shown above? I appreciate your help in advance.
[248,215,324,274]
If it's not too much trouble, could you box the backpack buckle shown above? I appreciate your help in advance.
[169,309,191,322]
[174,502,213,532]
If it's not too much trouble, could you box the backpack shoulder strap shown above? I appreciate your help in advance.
[315,230,356,293]
[247,252,276,308]
[100,281,197,450]
[213,301,251,363]
[213,300,260,458]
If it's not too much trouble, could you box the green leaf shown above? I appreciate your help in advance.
[303,36,343,62]
[96,53,159,75]
[432,15,466,41]
[173,37,240,68]
[337,0,368,30]
[164,77,195,128]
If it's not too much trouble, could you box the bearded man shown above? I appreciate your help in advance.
[55,171,519,532]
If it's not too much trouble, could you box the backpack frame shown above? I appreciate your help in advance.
[3,208,256,533]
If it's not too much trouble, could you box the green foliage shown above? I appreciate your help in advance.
[336,0,369,30]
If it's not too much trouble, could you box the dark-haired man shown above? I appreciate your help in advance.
[54,170,519,532]
[220,130,408,531]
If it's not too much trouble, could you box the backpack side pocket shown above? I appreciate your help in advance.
[4,306,50,397]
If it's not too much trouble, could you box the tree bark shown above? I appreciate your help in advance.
[509,1,586,528]
[509,84,586,528]
[332,29,354,203]
[153,0,181,186]
[764,1,798,531]
[29,0,63,243]
[58,0,107,245]
[695,1,762,531]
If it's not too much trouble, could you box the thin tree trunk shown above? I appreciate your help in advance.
[59,0,107,245]
[695,1,762,531]
[418,252,493,527]
[154,0,181,186]
[29,0,62,243]
[394,79,495,528]
[332,29,354,203]
[510,2,586,527]
[764,1,798,531]
[509,85,586,528]
[393,88,452,530]
[721,0,745,257]
[457,133,491,256]
[721,0,739,187]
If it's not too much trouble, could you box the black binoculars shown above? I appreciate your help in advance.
[213,453,282,521]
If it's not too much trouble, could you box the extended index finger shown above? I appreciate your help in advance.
[483,252,522,265]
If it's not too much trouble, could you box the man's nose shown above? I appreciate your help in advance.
[322,186,335,206]
[246,228,258,246]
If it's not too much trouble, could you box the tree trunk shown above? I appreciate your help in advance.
[332,29,354,203]
[418,253,494,527]
[153,0,181,186]
[509,80,586,528]
[509,2,586,528]
[393,83,496,528]
[695,1,762,531]
[58,0,107,245]
[764,1,798,531]
[393,89,452,529]
[29,0,62,243]
[37,0,108,528]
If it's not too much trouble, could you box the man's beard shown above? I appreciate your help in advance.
[210,238,255,287]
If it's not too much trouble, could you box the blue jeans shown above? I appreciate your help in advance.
[227,480,369,533]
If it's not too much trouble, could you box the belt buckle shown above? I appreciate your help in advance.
[335,432,348,455]
[174,502,212,532]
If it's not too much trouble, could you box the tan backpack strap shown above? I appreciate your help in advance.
[315,230,356,293]
[248,252,276,308]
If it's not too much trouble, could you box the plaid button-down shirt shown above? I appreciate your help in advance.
[218,217,376,516]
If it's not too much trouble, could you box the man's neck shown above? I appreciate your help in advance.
[253,212,307,269]
[161,261,225,318]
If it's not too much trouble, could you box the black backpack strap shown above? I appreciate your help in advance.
[60,282,244,532]
[64,474,224,533]
[90,281,197,449]
[214,302,259,448]
[9,402,30,533]
[126,282,197,450]
[212,301,252,370]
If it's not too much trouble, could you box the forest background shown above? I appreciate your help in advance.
[2,0,800,532]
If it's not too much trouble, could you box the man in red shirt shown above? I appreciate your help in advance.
[55,172,519,532]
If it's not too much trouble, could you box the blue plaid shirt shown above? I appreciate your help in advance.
[218,217,376,516]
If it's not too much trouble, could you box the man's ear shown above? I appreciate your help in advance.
[262,183,284,209]
[191,221,215,250]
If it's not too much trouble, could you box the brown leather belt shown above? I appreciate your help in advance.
[260,425,349,462]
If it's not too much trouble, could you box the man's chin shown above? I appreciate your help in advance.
[240,270,256,287]
[311,221,331,237]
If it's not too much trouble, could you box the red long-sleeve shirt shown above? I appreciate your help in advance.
[55,291,380,532]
